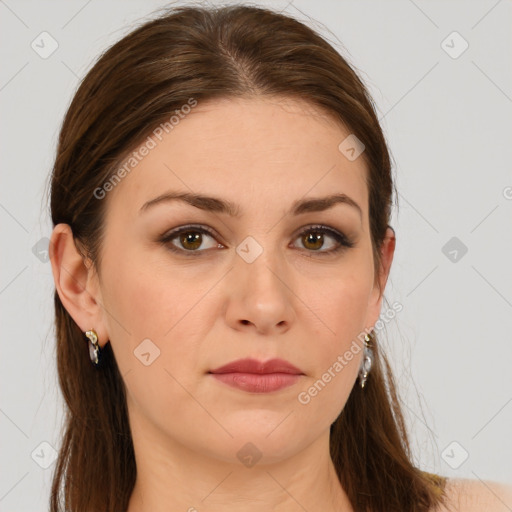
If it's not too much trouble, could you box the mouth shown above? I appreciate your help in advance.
[208,358,304,393]
[209,372,302,393]
[209,357,303,375]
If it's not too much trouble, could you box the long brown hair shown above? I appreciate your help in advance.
[48,4,449,511]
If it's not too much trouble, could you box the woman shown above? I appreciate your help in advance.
[47,3,511,511]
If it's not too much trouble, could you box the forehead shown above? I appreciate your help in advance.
[106,96,369,221]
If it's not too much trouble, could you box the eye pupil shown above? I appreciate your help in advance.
[303,232,323,250]
[181,231,202,250]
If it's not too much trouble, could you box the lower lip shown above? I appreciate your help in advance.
[210,372,302,393]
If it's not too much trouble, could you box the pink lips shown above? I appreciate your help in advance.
[209,358,304,393]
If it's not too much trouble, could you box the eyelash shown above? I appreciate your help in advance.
[158,224,355,257]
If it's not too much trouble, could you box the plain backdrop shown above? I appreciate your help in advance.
[1,0,511,510]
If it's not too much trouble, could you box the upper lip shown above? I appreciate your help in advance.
[209,358,304,375]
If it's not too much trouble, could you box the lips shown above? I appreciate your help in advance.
[208,358,304,393]
[209,358,303,375]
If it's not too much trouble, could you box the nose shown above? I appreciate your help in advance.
[224,244,295,335]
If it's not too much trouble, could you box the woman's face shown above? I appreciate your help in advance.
[75,97,394,464]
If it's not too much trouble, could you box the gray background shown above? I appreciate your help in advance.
[1,0,511,510]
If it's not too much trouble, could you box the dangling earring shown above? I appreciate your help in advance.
[85,329,101,367]
[358,331,373,389]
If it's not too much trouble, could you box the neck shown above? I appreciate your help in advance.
[126,413,353,512]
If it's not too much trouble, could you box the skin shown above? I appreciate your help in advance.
[50,96,397,511]
[439,479,512,512]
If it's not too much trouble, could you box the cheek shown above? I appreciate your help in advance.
[292,287,370,430]
[100,246,213,378]
[300,272,371,389]
[101,239,187,335]
[306,268,373,341]
[99,258,205,430]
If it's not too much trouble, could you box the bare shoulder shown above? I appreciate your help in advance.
[435,477,512,512]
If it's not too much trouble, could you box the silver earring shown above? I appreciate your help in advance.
[85,329,101,367]
[358,332,373,389]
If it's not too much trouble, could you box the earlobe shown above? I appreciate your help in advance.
[49,223,108,346]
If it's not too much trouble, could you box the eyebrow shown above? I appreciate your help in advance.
[139,191,362,219]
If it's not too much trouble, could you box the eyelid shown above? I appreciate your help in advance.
[158,223,354,256]
[292,224,355,253]
[160,224,222,240]
[159,224,223,253]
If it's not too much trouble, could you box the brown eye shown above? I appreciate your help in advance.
[178,231,203,251]
[301,231,325,251]
[292,225,354,255]
[159,225,222,254]
[159,224,354,257]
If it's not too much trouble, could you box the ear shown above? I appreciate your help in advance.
[49,223,109,348]
[365,226,396,330]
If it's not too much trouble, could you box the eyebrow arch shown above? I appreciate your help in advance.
[139,191,362,219]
